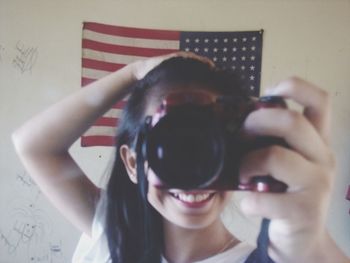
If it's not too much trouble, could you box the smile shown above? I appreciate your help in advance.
[169,191,216,204]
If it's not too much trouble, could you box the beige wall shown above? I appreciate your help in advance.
[1,0,349,261]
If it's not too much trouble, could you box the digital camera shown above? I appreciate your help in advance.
[139,90,288,192]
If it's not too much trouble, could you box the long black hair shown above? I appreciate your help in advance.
[105,57,249,262]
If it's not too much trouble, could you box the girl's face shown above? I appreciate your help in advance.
[144,86,233,229]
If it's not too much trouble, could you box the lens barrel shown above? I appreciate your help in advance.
[145,105,225,189]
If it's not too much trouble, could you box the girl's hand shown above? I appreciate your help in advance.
[239,77,348,262]
[129,51,214,80]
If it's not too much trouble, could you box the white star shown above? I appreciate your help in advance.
[241,56,246,61]
[243,37,247,42]
[195,38,200,43]
[213,57,218,62]
[250,65,255,71]
[249,75,255,80]
[223,47,228,52]
[213,48,218,53]
[204,48,209,52]
[185,47,190,52]
[224,38,228,43]
[241,65,246,70]
[233,38,238,42]
[194,47,199,52]
[250,56,256,61]
[232,47,237,52]
[205,38,209,43]
[214,38,219,43]
[186,38,190,43]
[250,85,255,90]
[232,56,237,61]
[242,46,247,51]
[222,57,227,62]
[232,65,236,70]
[251,46,256,51]
[252,36,256,41]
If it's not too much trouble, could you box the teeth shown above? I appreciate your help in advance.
[171,192,212,203]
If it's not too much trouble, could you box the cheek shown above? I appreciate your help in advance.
[214,192,234,214]
[146,168,170,213]
[147,185,165,208]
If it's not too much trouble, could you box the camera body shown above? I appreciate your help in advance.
[140,90,288,193]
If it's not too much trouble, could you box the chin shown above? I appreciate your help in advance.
[167,215,218,230]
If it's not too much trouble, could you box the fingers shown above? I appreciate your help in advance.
[240,149,331,220]
[154,51,215,68]
[241,78,336,259]
[239,146,319,191]
[133,51,214,80]
[264,77,331,143]
[174,51,215,67]
[244,108,331,164]
[240,185,331,222]
[239,191,318,220]
[240,191,294,219]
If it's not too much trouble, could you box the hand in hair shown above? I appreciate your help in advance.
[130,51,215,80]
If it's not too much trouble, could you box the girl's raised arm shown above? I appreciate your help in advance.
[12,63,137,236]
[11,52,210,237]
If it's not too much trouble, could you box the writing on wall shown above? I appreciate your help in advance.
[0,41,39,74]
[0,171,67,263]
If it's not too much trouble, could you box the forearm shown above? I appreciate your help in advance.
[13,63,136,154]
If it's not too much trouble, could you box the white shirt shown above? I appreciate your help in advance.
[161,242,254,263]
[72,190,110,263]
[72,190,255,263]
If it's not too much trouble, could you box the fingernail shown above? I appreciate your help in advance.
[263,85,275,95]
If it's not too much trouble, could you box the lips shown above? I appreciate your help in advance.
[169,191,216,208]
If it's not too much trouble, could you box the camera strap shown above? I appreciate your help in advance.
[244,218,275,263]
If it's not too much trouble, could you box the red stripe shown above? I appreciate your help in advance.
[93,117,119,127]
[113,100,127,109]
[82,58,125,72]
[84,22,180,40]
[346,185,350,201]
[82,39,177,57]
[81,77,97,86]
[81,136,116,147]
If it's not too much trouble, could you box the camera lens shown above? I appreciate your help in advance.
[145,105,225,189]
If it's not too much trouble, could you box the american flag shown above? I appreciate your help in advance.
[81,22,263,147]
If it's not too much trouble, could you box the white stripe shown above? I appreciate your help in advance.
[83,126,116,137]
[83,29,180,50]
[103,108,123,118]
[82,49,147,65]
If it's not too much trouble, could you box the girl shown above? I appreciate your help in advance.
[12,52,349,263]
